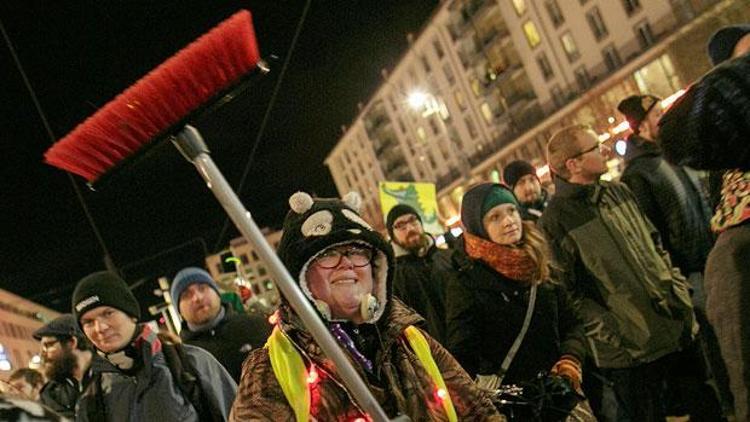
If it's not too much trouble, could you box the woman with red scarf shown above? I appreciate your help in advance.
[443,183,586,392]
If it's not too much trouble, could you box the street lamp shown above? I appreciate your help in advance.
[406,90,472,181]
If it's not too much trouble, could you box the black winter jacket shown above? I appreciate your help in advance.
[180,303,272,382]
[391,238,450,344]
[621,137,714,273]
[441,239,586,383]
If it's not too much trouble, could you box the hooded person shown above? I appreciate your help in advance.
[71,271,236,421]
[229,192,502,421]
[385,203,450,344]
[440,183,585,394]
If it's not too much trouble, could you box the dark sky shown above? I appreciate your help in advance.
[0,0,438,312]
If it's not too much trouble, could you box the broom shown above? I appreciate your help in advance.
[44,10,397,422]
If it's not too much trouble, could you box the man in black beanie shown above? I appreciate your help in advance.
[385,204,449,344]
[503,160,548,221]
[72,271,236,421]
[659,24,750,421]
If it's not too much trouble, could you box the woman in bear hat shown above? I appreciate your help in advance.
[441,183,586,410]
[229,192,502,421]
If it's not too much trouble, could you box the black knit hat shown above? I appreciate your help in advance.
[385,204,421,239]
[72,271,141,324]
[276,191,393,324]
[461,183,518,240]
[659,53,750,170]
[617,95,660,133]
[708,24,750,65]
[503,160,537,189]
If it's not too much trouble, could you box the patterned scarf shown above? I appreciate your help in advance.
[463,231,538,283]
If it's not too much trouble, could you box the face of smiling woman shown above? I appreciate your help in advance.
[305,244,374,324]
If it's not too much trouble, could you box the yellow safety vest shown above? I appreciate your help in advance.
[266,325,457,422]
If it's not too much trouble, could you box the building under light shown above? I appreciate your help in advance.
[326,0,750,229]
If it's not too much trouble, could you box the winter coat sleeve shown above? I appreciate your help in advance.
[230,348,296,422]
[424,330,506,421]
[553,283,587,364]
[184,344,238,420]
[444,270,483,377]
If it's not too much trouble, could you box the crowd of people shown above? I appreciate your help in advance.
[2,23,749,422]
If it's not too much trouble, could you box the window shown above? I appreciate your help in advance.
[537,53,554,80]
[574,66,591,91]
[480,103,494,123]
[432,38,445,59]
[602,44,622,71]
[512,0,526,16]
[454,90,467,111]
[560,32,580,62]
[428,117,440,136]
[465,116,478,138]
[635,21,655,49]
[420,55,431,73]
[522,21,541,49]
[443,63,455,85]
[551,85,565,107]
[544,0,565,28]
[586,7,608,41]
[258,267,267,277]
[251,251,259,261]
[240,254,249,265]
[416,127,427,141]
[621,0,641,16]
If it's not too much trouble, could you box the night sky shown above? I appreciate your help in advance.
[0,1,438,312]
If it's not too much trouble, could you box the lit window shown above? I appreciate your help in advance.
[417,127,427,140]
[512,0,526,15]
[522,21,541,49]
[560,32,580,62]
[480,103,493,123]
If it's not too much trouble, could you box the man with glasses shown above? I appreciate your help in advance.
[32,314,98,418]
[385,204,449,343]
[539,125,698,421]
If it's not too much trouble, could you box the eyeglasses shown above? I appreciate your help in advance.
[314,246,374,269]
[568,142,605,160]
[41,339,61,352]
[393,215,420,231]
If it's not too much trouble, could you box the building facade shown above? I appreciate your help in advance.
[0,289,59,379]
[326,0,748,230]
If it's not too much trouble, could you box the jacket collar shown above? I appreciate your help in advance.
[553,176,607,204]
[180,302,231,339]
[624,135,662,162]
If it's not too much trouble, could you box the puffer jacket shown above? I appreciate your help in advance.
[77,325,237,422]
[539,178,696,369]
[621,136,713,273]
[391,236,450,344]
[442,239,586,382]
[229,299,503,421]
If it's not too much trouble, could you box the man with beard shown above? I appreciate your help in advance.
[171,267,271,382]
[503,160,549,222]
[385,204,449,344]
[32,314,97,418]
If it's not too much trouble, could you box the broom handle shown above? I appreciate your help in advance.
[173,125,393,422]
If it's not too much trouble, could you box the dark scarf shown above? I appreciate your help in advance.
[463,231,537,283]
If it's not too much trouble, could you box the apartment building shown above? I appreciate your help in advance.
[326,0,748,229]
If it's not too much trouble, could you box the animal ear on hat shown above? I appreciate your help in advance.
[342,191,362,213]
[289,191,314,214]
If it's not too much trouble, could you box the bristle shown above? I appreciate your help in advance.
[44,10,260,183]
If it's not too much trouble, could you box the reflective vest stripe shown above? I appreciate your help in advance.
[266,324,457,421]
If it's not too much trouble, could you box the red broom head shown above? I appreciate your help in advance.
[44,10,261,183]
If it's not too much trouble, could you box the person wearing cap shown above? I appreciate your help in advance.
[617,94,728,419]
[71,271,236,421]
[171,266,271,382]
[539,124,698,421]
[440,183,585,396]
[32,314,97,418]
[503,160,549,221]
[659,23,750,421]
[385,204,450,344]
[230,192,502,421]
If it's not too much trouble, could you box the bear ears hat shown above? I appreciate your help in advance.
[277,191,393,324]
